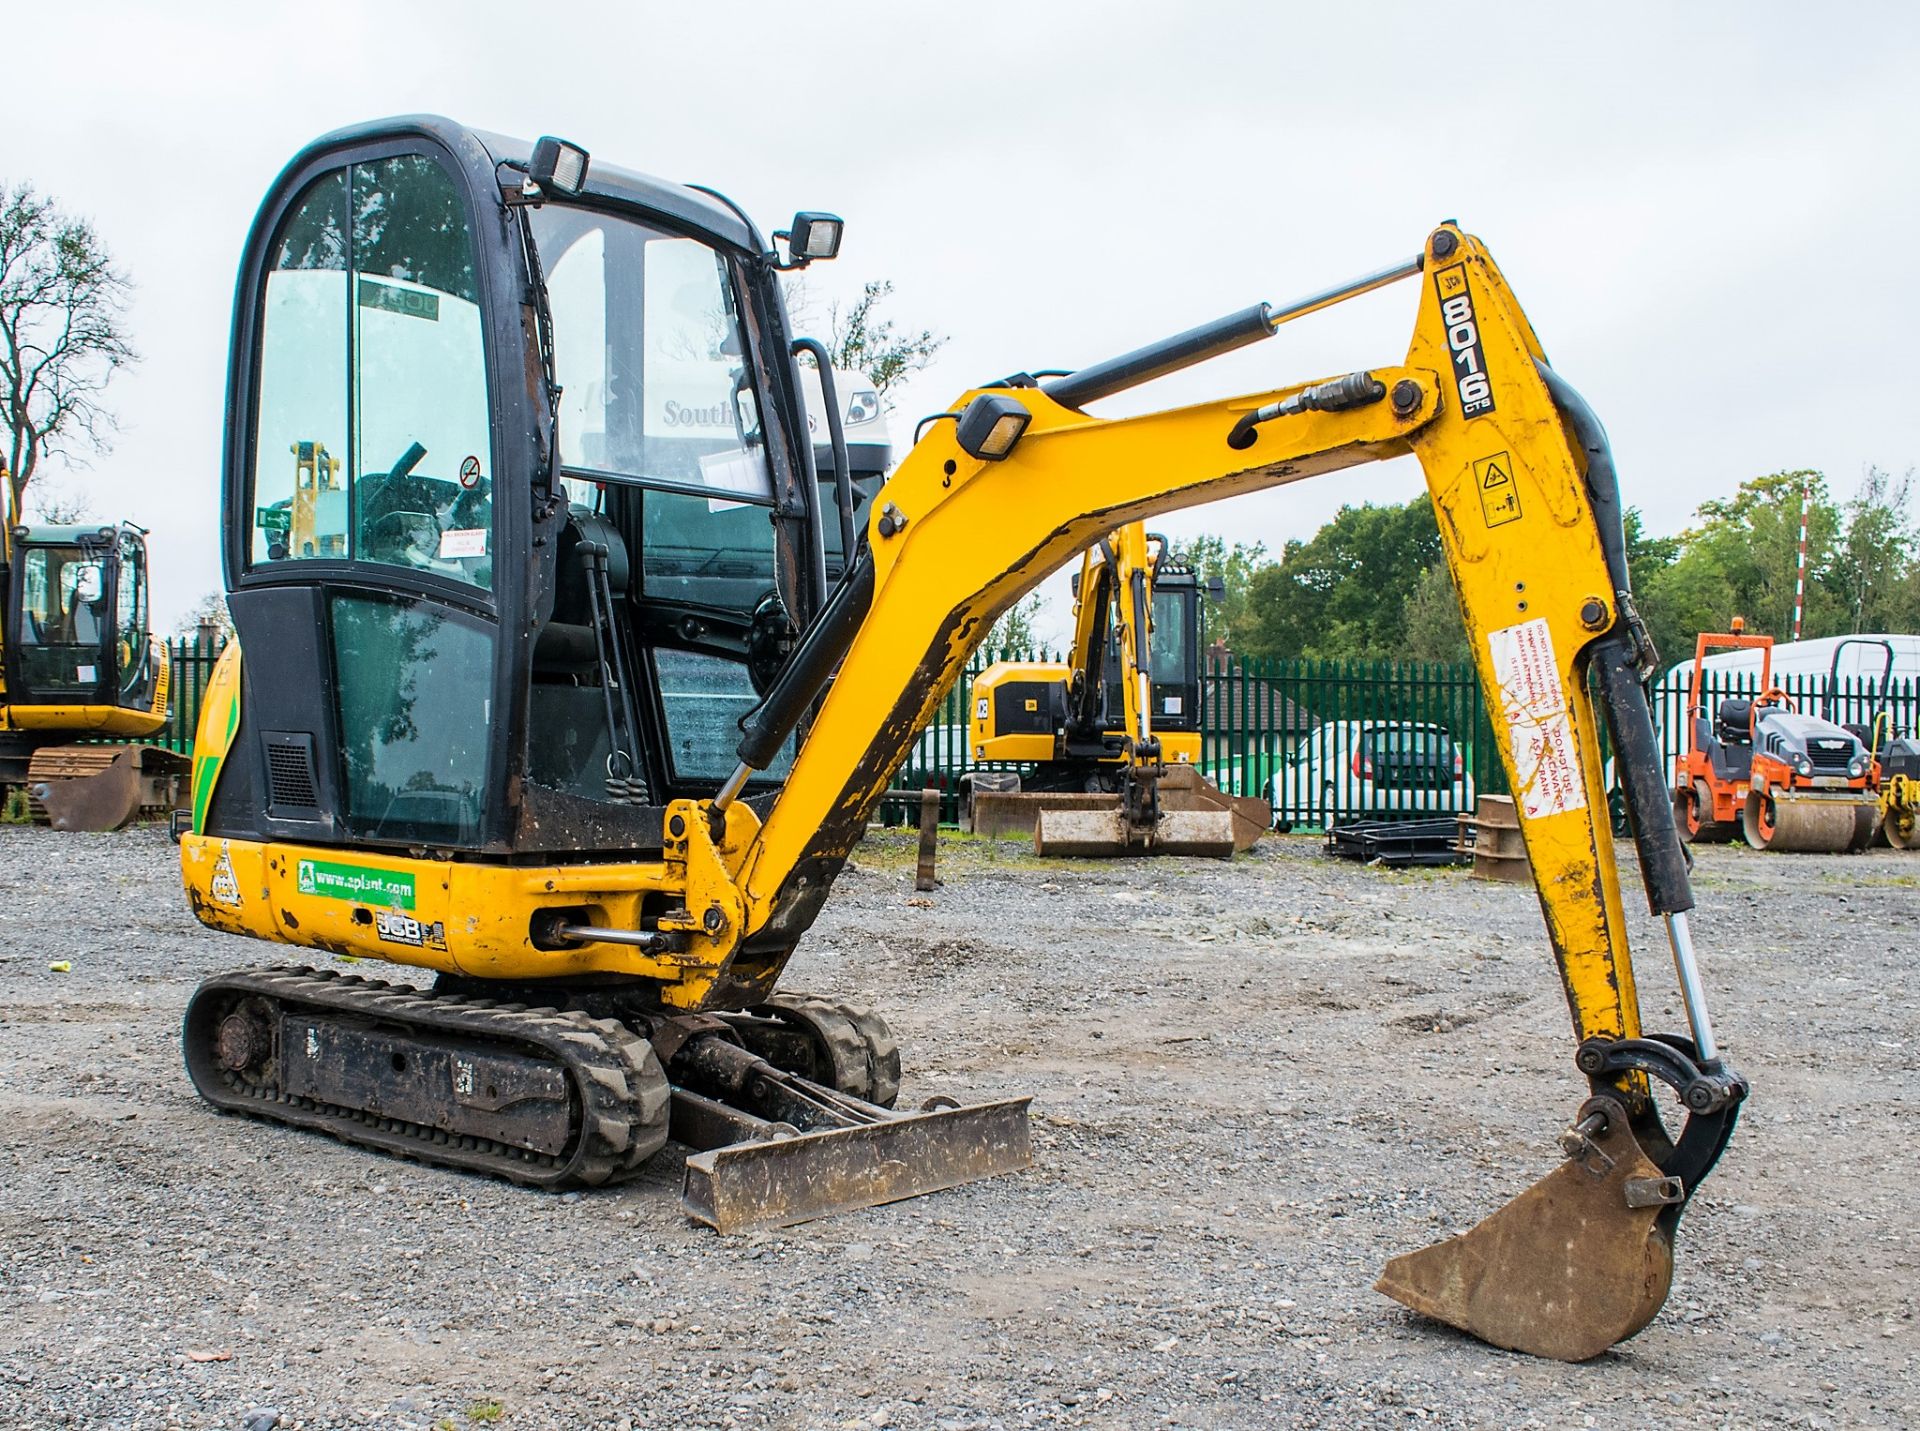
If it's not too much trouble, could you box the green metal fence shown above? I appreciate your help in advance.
[887,653,1919,833]
[1200,655,1501,830]
[139,632,1920,830]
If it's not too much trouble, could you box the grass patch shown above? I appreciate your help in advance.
[465,1400,504,1424]
[1,788,30,824]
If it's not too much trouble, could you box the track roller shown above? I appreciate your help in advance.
[719,994,902,1107]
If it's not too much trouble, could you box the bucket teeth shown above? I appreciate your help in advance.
[1375,1115,1674,1361]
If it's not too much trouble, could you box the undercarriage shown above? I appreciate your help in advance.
[183,968,1029,1230]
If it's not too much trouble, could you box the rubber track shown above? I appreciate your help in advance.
[760,993,903,1108]
[184,967,670,1188]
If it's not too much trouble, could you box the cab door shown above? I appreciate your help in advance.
[111,529,161,715]
[221,140,517,852]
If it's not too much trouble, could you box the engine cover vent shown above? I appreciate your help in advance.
[262,730,322,817]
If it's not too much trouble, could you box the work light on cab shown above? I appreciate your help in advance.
[955,393,1030,461]
[527,136,589,197]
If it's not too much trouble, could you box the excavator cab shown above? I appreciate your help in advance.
[202,122,842,858]
[1098,556,1204,742]
[4,523,161,722]
[968,531,1265,853]
[1,522,182,827]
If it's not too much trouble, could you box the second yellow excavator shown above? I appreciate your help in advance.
[178,118,1745,1364]
[966,523,1267,854]
[0,494,185,829]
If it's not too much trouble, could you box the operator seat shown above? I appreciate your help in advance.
[1706,698,1755,784]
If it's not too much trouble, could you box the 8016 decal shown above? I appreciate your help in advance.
[1433,264,1495,419]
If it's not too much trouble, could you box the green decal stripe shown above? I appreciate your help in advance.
[191,753,218,834]
[295,858,416,910]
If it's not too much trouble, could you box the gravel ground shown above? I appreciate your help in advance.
[1,822,1915,1430]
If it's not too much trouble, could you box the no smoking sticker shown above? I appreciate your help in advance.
[1486,617,1587,819]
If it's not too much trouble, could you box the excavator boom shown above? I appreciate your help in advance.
[180,117,1744,1362]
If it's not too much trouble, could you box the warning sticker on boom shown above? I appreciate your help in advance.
[1433,264,1496,419]
[1474,451,1522,527]
[1486,617,1587,819]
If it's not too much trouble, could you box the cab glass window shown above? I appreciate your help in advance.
[653,648,794,783]
[11,545,107,692]
[250,156,492,589]
[17,547,107,648]
[115,536,147,693]
[532,209,775,606]
[331,593,491,845]
[252,170,349,562]
[1149,587,1190,687]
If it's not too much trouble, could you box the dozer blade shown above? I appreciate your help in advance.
[1375,1114,1675,1362]
[30,747,142,831]
[680,1094,1032,1234]
[1034,805,1236,858]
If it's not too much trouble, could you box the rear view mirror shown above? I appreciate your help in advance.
[1207,575,1226,603]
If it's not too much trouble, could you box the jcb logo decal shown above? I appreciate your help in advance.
[1434,264,1495,419]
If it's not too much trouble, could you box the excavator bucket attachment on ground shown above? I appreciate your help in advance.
[1155,765,1271,852]
[678,1092,1032,1233]
[31,747,141,831]
[28,744,189,831]
[967,770,1259,858]
[1375,1114,1675,1362]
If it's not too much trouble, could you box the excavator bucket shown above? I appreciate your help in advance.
[31,747,144,831]
[1375,1113,1675,1361]
[27,744,190,832]
[1156,765,1272,852]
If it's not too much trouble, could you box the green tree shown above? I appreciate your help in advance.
[1400,560,1469,662]
[1638,470,1843,647]
[829,280,945,405]
[1,182,137,523]
[1619,506,1684,661]
[1165,532,1269,644]
[984,592,1045,654]
[1831,466,1919,634]
[1234,497,1444,659]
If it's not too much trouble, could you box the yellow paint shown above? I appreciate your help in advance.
[3,701,166,737]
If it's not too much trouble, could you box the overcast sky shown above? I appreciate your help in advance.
[5,1,1917,642]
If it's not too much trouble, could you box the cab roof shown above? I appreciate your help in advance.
[12,522,139,547]
[301,115,766,256]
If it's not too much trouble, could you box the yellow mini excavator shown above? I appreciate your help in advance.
[0,493,185,829]
[966,523,1268,854]
[180,118,1746,1363]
